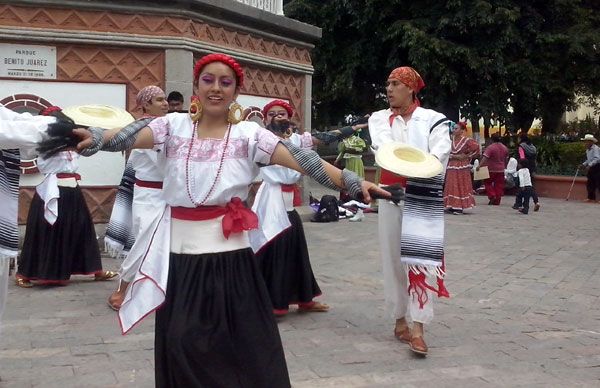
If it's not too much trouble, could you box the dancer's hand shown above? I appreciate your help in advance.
[359,180,390,203]
[74,127,93,151]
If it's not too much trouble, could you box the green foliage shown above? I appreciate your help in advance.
[285,0,600,133]
[531,137,586,175]
[557,115,600,136]
[558,142,586,167]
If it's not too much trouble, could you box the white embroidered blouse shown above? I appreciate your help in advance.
[37,151,79,174]
[147,113,280,207]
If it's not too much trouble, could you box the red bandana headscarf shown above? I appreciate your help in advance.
[388,66,425,117]
[135,86,165,108]
[262,99,294,119]
[193,53,244,88]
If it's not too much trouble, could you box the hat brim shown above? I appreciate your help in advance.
[62,105,135,130]
[375,142,443,178]
[581,137,598,143]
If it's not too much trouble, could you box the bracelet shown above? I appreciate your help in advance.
[79,127,105,157]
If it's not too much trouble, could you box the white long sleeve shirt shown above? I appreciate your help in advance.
[583,144,600,167]
[517,167,532,187]
[0,105,55,149]
[368,107,451,169]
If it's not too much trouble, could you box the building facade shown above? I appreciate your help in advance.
[0,0,320,223]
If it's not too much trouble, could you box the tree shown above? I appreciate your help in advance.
[286,0,600,135]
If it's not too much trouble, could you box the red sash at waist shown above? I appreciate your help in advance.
[280,184,295,193]
[56,173,81,180]
[280,184,302,206]
[171,197,258,239]
[379,168,407,187]
[135,179,163,189]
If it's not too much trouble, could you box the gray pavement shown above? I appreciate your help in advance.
[1,193,600,387]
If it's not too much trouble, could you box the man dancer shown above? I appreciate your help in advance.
[368,67,451,356]
[107,86,168,310]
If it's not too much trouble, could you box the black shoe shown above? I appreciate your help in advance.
[512,205,520,210]
[518,209,528,215]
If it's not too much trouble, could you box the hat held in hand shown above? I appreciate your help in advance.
[62,105,135,130]
[375,142,443,178]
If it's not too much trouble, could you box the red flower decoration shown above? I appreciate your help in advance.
[193,53,244,88]
[262,99,294,118]
[40,106,62,116]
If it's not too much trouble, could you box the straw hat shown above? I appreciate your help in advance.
[581,134,598,143]
[375,142,443,178]
[62,105,135,130]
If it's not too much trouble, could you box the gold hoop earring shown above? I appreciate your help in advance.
[189,96,203,123]
[228,102,244,125]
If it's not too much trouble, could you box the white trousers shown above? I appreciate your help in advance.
[119,186,166,283]
[378,199,435,324]
[0,259,9,329]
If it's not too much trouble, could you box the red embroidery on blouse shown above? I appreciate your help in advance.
[165,135,249,162]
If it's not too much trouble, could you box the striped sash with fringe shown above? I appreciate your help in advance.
[0,149,20,260]
[400,173,449,307]
[104,161,136,258]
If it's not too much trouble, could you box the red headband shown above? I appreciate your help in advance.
[262,99,294,118]
[40,106,62,116]
[388,66,425,93]
[193,53,244,88]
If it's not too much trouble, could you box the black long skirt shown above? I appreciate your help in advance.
[255,210,322,311]
[155,248,290,388]
[18,187,102,282]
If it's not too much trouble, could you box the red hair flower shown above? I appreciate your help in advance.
[40,106,62,116]
[193,53,244,88]
[262,99,294,118]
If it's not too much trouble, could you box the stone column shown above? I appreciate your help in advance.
[301,74,313,206]
[303,74,312,131]
[165,49,193,109]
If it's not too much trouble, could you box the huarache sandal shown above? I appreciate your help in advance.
[409,335,428,356]
[394,326,411,343]
[15,277,33,288]
[94,270,118,281]
[297,301,329,313]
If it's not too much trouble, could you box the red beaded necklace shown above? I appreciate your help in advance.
[185,121,232,206]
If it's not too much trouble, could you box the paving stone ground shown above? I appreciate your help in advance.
[1,191,599,387]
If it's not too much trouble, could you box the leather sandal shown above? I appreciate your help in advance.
[297,301,329,313]
[94,270,118,281]
[15,277,33,288]
[394,326,411,343]
[409,336,428,356]
[107,293,123,311]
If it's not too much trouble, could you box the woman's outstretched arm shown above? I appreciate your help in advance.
[269,142,389,204]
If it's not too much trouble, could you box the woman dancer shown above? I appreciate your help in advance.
[251,108,328,317]
[64,53,387,387]
[443,121,480,214]
[16,107,116,287]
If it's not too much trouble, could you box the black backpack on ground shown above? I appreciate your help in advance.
[311,195,339,223]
